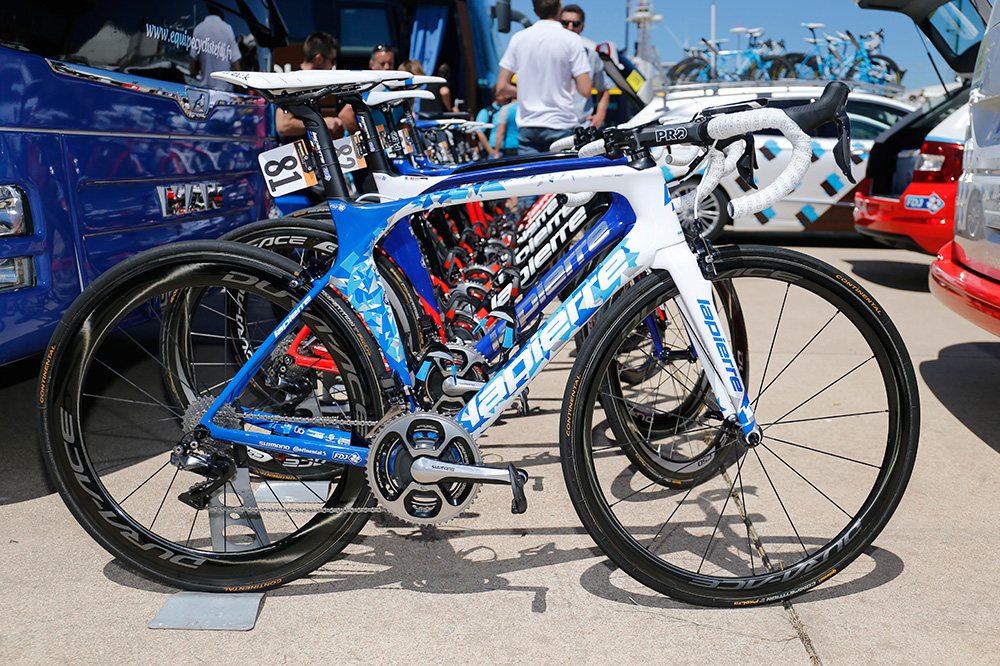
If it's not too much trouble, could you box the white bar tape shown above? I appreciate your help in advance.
[705,108,812,220]
[578,139,606,158]
[563,192,595,208]
[671,141,743,214]
[667,145,702,167]
[549,136,576,152]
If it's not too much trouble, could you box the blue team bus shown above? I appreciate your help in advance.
[0,1,285,366]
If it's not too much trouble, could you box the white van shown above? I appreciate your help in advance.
[929,0,1000,336]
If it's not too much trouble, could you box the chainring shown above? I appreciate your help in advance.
[416,343,489,413]
[366,412,481,524]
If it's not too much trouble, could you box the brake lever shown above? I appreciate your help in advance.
[736,134,758,190]
[833,111,856,184]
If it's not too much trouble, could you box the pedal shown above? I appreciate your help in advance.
[508,464,528,514]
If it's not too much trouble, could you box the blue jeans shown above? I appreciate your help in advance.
[518,127,573,155]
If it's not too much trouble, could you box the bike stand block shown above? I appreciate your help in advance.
[253,480,329,503]
[148,591,265,631]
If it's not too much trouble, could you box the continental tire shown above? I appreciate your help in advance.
[560,244,918,605]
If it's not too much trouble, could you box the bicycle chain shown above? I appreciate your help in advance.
[206,504,385,514]
[238,411,378,428]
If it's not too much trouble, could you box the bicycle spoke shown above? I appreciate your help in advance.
[762,432,882,469]
[765,355,876,430]
[753,447,810,559]
[759,441,851,517]
[150,465,181,531]
[120,460,174,505]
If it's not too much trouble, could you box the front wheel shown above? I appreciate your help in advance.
[560,245,919,606]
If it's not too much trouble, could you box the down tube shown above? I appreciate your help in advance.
[473,193,636,361]
[458,237,645,438]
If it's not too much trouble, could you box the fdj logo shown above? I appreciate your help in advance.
[903,193,945,214]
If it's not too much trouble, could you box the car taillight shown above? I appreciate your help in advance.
[912,140,964,183]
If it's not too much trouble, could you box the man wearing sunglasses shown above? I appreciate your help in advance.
[560,4,610,129]
[275,32,345,140]
[497,0,591,154]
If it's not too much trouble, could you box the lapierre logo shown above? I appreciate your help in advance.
[515,196,590,284]
[697,299,755,432]
[462,246,635,432]
[697,299,743,394]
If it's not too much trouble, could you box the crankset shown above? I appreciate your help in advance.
[367,412,528,524]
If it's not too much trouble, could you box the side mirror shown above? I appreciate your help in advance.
[494,0,512,33]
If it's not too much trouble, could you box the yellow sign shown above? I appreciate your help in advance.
[625,69,644,92]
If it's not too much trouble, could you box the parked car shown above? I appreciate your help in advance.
[931,0,1000,336]
[0,2,283,366]
[627,84,914,239]
[853,89,969,255]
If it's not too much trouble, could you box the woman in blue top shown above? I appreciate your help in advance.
[493,96,519,157]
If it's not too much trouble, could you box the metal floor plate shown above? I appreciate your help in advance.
[148,592,265,631]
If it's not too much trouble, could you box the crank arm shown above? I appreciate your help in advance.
[409,458,528,514]
[442,376,487,396]
[410,457,515,484]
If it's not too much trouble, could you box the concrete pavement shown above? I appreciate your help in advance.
[1,241,999,665]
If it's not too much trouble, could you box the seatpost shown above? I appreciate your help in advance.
[284,100,350,200]
[401,104,429,157]
[377,102,406,159]
[342,94,393,174]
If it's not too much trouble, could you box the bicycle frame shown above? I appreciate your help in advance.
[199,155,758,465]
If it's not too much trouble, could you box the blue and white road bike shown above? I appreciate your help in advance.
[38,74,919,607]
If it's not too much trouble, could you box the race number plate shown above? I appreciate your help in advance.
[257,140,317,197]
[334,134,368,173]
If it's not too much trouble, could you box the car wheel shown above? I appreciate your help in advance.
[668,179,731,241]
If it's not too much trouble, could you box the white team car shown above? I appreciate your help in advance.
[627,84,915,239]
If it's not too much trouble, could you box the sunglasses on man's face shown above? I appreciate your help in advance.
[561,19,582,28]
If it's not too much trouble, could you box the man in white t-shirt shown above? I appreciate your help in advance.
[496,0,591,154]
[560,4,610,128]
[188,8,241,92]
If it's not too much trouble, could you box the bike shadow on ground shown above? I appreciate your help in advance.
[102,522,905,612]
[920,342,1000,453]
[0,356,57,505]
[841,258,932,293]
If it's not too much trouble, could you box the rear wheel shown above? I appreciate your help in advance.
[669,57,712,83]
[561,245,919,606]
[852,55,904,86]
[39,241,387,591]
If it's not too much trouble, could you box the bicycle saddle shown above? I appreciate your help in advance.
[211,69,411,94]
[748,28,765,37]
[802,22,826,29]
[383,75,447,90]
[364,89,434,107]
[729,27,751,35]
